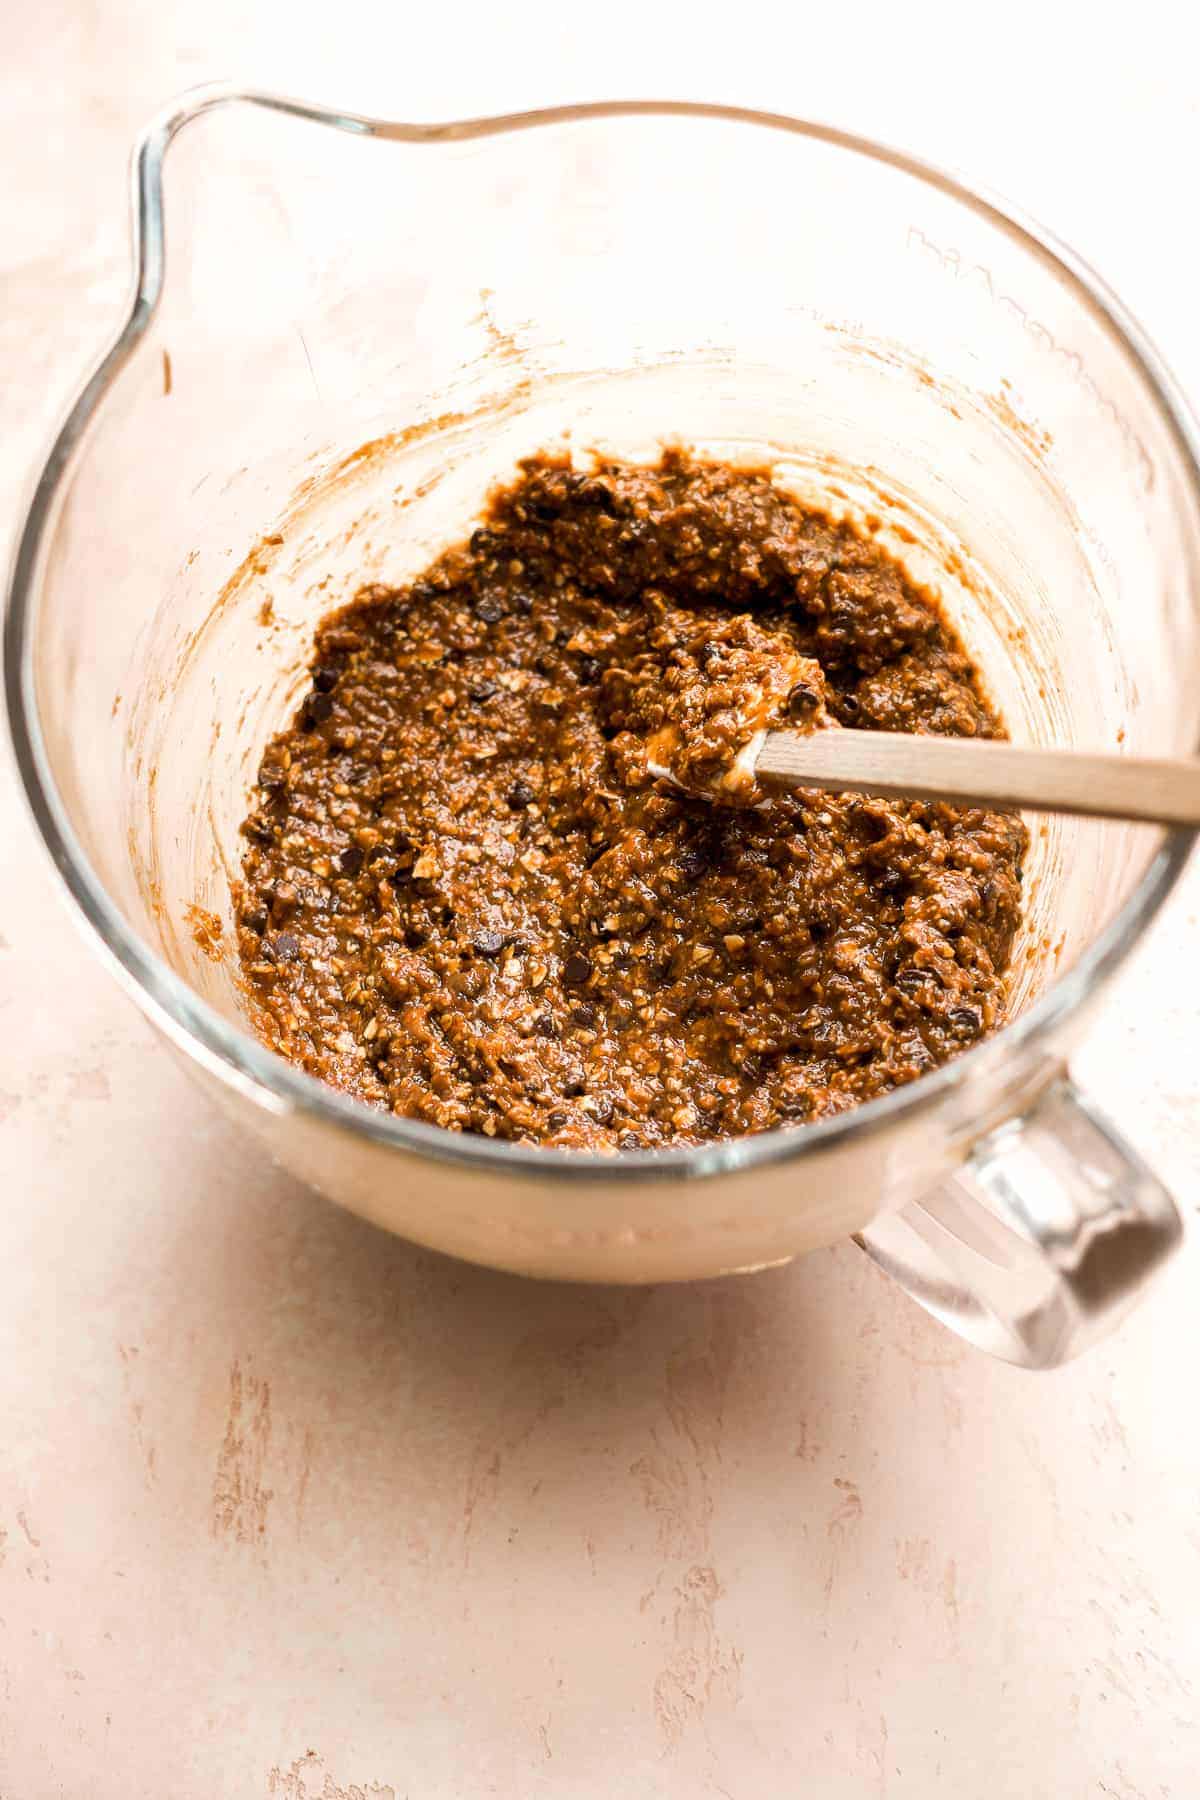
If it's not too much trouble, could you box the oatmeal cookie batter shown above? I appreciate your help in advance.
[235,453,1027,1149]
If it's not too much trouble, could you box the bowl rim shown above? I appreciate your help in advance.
[5,84,1198,1186]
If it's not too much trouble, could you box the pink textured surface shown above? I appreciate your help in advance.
[3,6,1200,1793]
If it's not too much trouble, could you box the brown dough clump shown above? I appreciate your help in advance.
[603,603,832,799]
[234,452,1027,1150]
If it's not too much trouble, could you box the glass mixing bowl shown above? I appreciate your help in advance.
[7,90,1198,1364]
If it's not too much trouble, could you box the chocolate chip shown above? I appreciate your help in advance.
[311,665,340,693]
[257,758,288,791]
[273,933,299,961]
[571,1003,598,1027]
[561,951,593,987]
[469,680,498,702]
[894,965,927,994]
[786,681,820,721]
[474,595,505,625]
[534,1013,558,1038]
[473,929,508,957]
[301,691,334,728]
[338,845,364,876]
[508,779,535,809]
[574,478,617,513]
[577,655,601,685]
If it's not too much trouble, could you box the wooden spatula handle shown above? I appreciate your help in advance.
[755,729,1200,827]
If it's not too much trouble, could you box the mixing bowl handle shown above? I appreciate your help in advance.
[855,1077,1183,1368]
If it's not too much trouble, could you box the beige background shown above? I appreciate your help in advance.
[3,3,1200,1795]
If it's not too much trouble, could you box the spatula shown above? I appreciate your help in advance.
[747,728,1200,825]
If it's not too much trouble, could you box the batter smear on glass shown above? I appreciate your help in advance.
[234,453,1027,1149]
